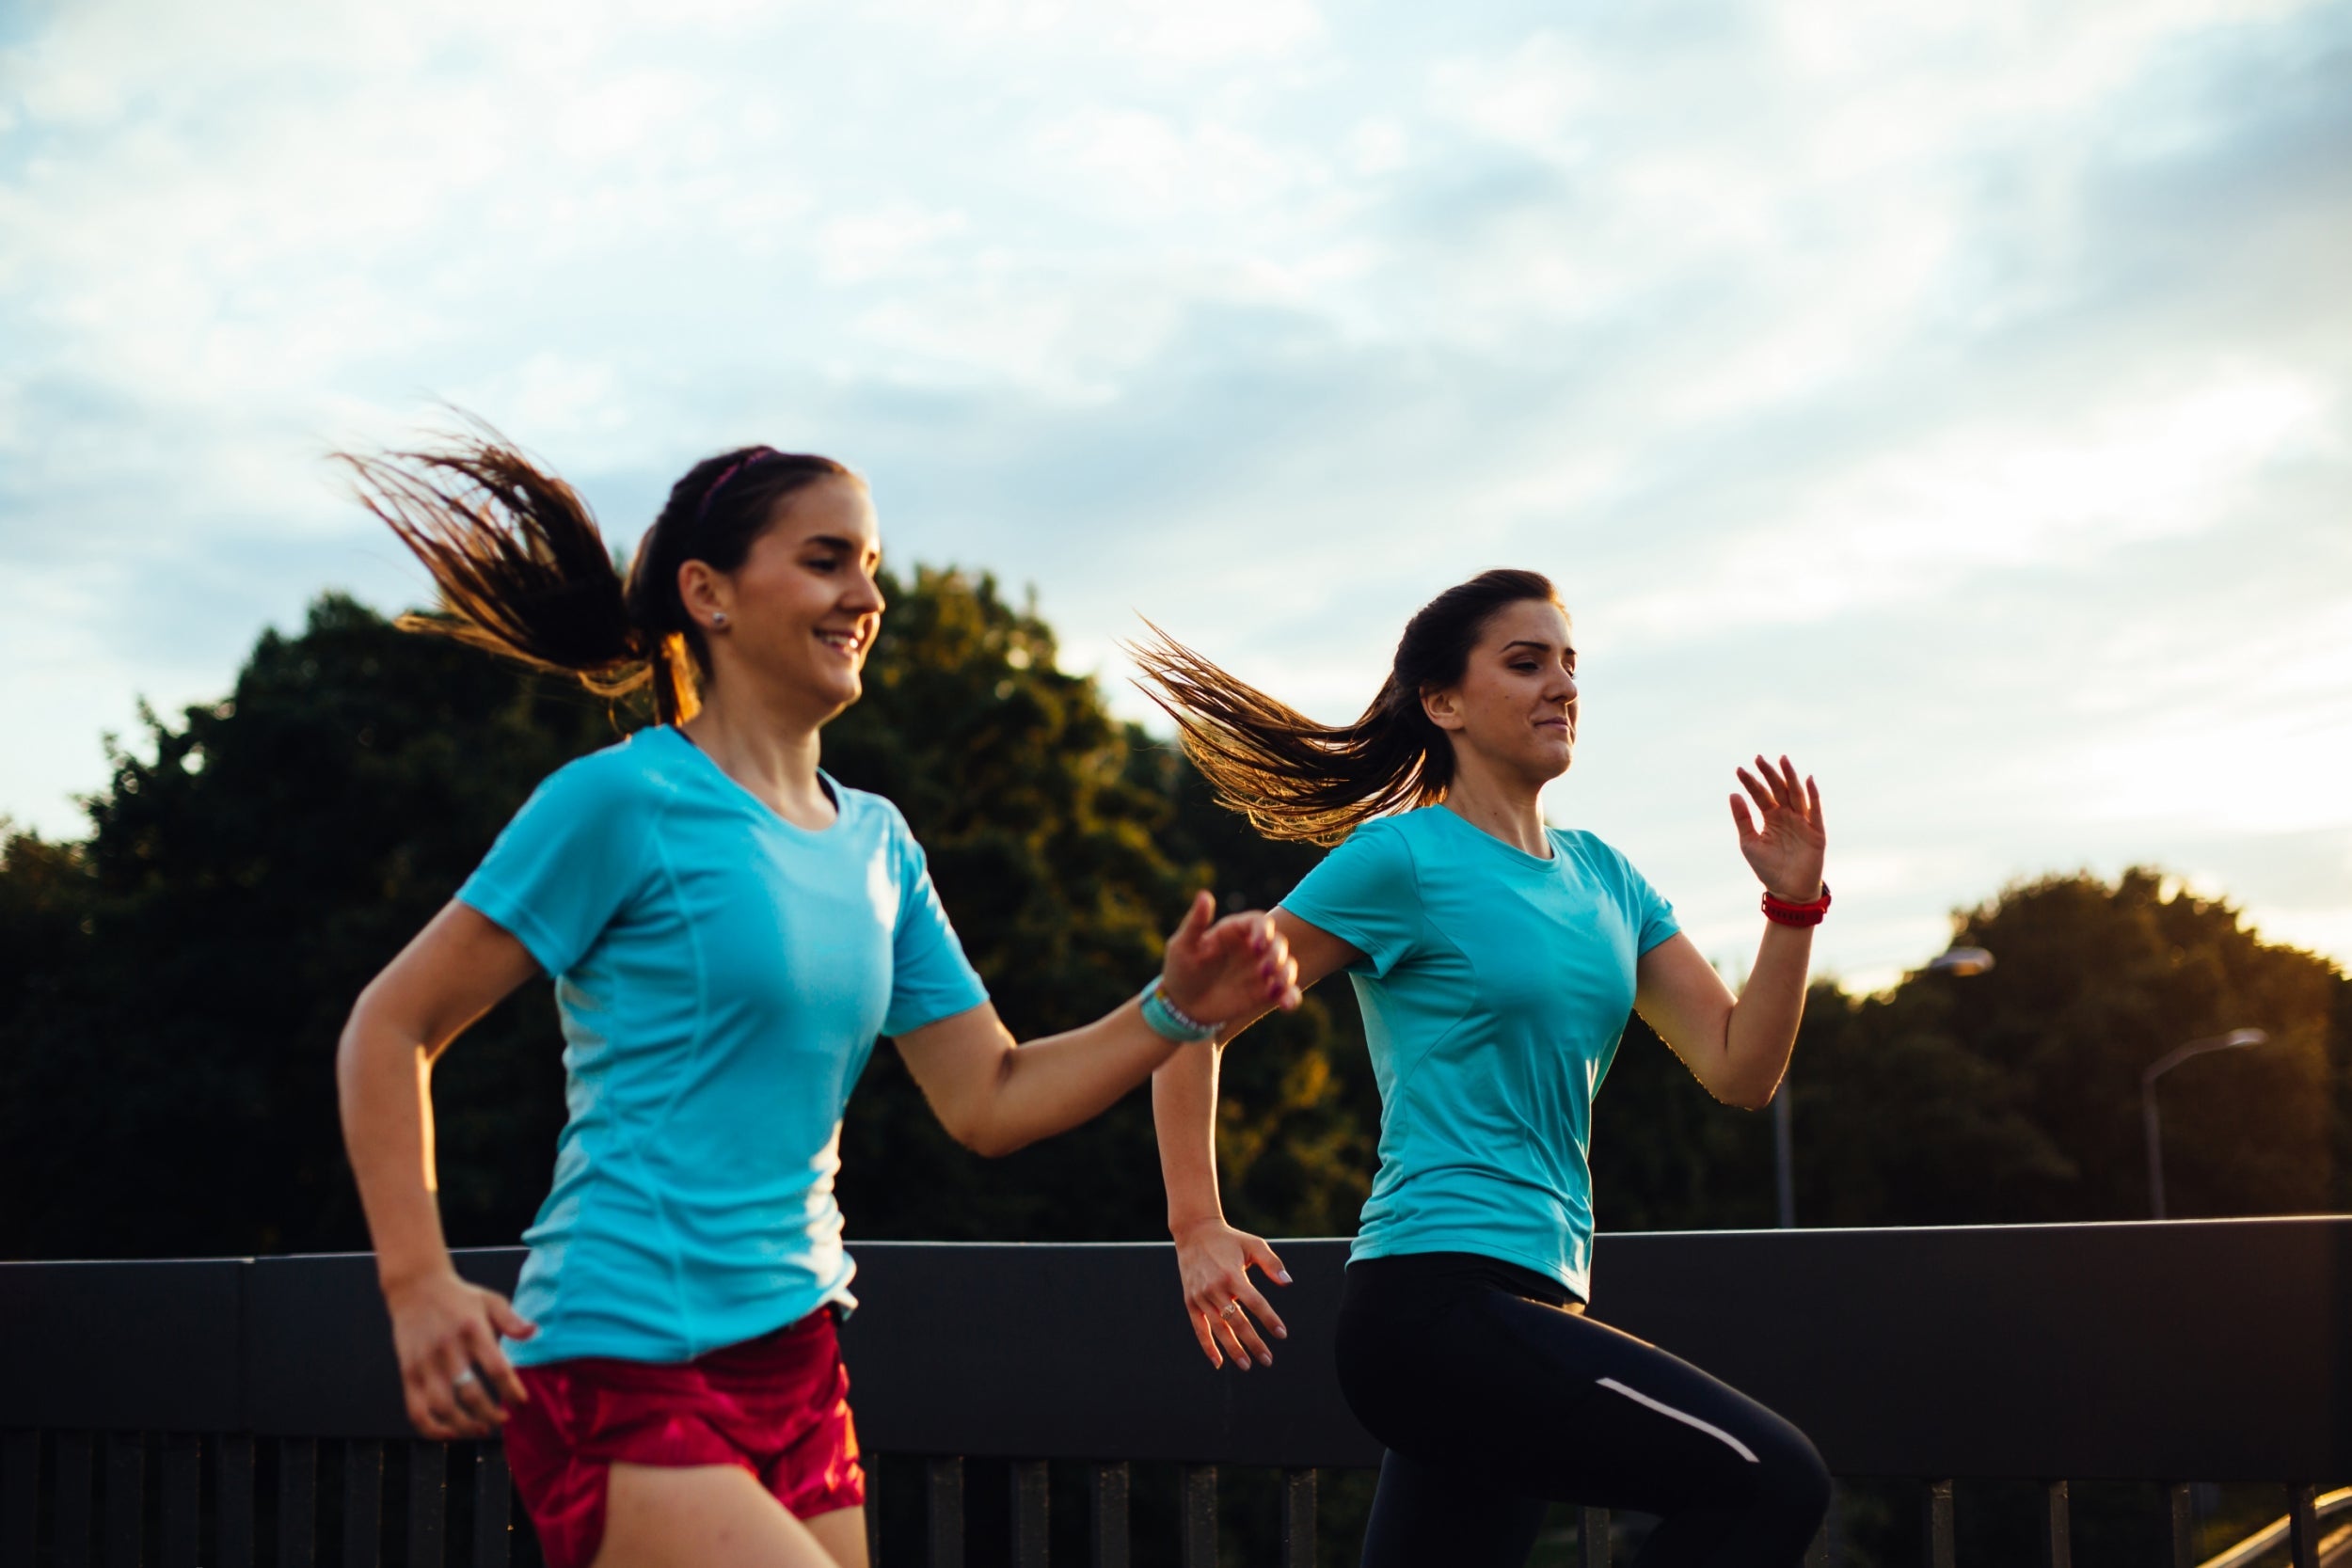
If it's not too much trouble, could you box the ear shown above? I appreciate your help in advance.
[676,559,729,628]
[1421,683,1466,734]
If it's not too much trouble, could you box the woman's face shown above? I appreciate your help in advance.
[1424,597,1579,784]
[683,474,886,721]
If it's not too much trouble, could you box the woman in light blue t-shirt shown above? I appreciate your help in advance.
[1137,569,1834,1567]
[334,429,1301,1568]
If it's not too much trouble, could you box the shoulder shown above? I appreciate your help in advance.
[1552,828,1667,903]
[828,779,909,832]
[827,779,925,856]
[1295,812,1421,894]
[521,732,683,823]
[1549,826,1621,867]
[1333,811,1422,863]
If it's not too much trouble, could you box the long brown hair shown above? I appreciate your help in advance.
[1131,568,1563,845]
[340,419,854,724]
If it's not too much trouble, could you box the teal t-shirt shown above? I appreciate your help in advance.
[1280,806,1678,1300]
[457,726,988,1366]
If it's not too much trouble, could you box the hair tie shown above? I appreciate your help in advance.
[695,447,782,524]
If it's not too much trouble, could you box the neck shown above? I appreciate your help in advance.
[679,682,834,831]
[1439,749,1553,858]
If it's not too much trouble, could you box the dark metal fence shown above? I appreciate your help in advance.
[4,1218,2348,1566]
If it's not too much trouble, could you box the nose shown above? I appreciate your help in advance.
[846,565,885,617]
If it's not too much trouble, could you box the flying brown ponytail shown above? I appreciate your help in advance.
[340,418,854,725]
[1131,568,1562,845]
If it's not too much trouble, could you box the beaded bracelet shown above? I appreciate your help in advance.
[1139,975,1220,1043]
[1761,882,1832,927]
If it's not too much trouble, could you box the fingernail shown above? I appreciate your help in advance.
[1275,1326,1289,1338]
[1258,1354,1273,1367]
[1276,1269,1293,1283]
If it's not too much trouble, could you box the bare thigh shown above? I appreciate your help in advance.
[593,1464,866,1568]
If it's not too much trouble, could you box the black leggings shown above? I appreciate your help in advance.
[1335,1253,1830,1568]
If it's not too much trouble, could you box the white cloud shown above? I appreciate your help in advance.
[1611,372,2331,640]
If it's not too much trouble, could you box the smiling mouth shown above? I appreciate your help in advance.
[817,629,866,657]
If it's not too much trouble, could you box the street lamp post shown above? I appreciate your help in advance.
[2141,1028,2271,1220]
[1772,945,1996,1229]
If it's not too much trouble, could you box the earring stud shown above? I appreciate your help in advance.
[710,613,728,628]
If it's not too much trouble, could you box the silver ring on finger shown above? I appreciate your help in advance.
[1218,1299,1244,1319]
[452,1368,480,1389]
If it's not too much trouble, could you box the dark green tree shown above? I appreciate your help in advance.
[1787,869,2346,1226]
[0,573,1383,1259]
[0,594,616,1257]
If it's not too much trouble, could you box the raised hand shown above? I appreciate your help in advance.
[1159,891,1303,1024]
[1731,754,1826,903]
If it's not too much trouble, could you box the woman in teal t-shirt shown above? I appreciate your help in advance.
[334,430,1300,1568]
[1137,569,1833,1567]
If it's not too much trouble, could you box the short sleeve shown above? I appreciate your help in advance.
[456,757,654,977]
[881,812,989,1037]
[1619,850,1679,955]
[1279,818,1422,977]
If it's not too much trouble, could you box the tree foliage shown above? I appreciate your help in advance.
[1,582,2344,1266]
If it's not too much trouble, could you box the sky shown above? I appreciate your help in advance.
[3,0,2348,991]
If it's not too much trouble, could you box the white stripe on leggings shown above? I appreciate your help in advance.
[1596,1377,1760,1464]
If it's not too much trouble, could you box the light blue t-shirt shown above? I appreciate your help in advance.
[457,725,988,1367]
[1281,807,1678,1300]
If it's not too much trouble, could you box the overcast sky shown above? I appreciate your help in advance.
[5,0,2348,990]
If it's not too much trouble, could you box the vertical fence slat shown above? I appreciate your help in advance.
[3,1432,40,1568]
[1009,1460,1048,1568]
[103,1433,143,1568]
[2039,1479,2071,1568]
[1178,1465,1216,1568]
[863,1456,882,1568]
[160,1435,199,1568]
[471,1444,511,1568]
[1082,1457,1129,1568]
[407,1442,446,1568]
[278,1438,316,1568]
[1279,1469,1316,1568]
[2165,1482,2195,1568]
[1088,1463,1129,1568]
[926,1457,963,1568]
[343,1440,383,1568]
[1579,1506,1610,1568]
[1923,1480,1955,1568]
[56,1432,94,1568]
[215,1435,254,1568]
[2289,1484,2321,1568]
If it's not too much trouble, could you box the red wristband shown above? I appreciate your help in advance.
[1761,881,1831,927]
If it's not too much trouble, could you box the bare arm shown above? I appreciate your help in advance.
[893,892,1302,1160]
[1152,909,1359,1368]
[337,900,542,1439]
[1637,756,1828,1111]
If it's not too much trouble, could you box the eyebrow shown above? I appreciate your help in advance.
[1502,640,1576,657]
[803,533,882,559]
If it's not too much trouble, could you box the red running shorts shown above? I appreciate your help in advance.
[502,1309,865,1568]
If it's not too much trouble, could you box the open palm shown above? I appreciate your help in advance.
[1731,754,1827,902]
